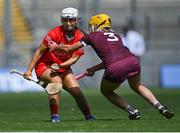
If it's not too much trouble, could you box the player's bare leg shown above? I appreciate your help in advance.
[39,69,62,122]
[100,79,140,120]
[62,70,95,120]
[128,74,174,119]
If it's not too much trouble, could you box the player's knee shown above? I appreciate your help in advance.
[49,76,62,83]
[51,79,61,83]
[131,85,138,90]
[128,80,139,90]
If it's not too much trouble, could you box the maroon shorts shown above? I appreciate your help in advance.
[103,56,141,83]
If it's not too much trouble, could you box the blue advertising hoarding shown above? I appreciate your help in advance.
[0,68,43,93]
[160,64,180,88]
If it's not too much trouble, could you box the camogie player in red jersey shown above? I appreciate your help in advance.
[23,7,95,122]
[49,14,174,120]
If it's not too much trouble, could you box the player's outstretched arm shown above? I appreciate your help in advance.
[23,44,47,80]
[51,54,81,71]
[86,62,105,76]
[48,41,83,53]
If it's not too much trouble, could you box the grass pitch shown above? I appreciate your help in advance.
[0,88,180,132]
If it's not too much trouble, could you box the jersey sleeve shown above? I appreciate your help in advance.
[42,29,57,47]
[80,35,92,47]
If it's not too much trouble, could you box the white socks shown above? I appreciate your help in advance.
[153,101,164,110]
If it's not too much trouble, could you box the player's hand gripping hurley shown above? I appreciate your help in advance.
[51,63,87,80]
[10,69,62,95]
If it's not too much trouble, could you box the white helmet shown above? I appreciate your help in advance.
[61,7,78,18]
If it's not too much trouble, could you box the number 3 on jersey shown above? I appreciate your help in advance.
[104,32,119,42]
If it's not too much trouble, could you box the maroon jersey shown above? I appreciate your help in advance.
[80,31,134,67]
[80,31,140,83]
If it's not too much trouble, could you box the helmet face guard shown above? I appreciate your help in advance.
[61,18,78,31]
[88,24,97,32]
[61,7,79,31]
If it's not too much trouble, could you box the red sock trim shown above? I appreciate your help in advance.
[50,104,58,115]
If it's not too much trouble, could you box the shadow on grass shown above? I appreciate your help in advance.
[41,118,127,123]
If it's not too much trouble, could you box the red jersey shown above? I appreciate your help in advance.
[35,26,84,77]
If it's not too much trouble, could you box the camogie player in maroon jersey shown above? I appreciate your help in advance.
[48,14,174,120]
[23,7,95,122]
